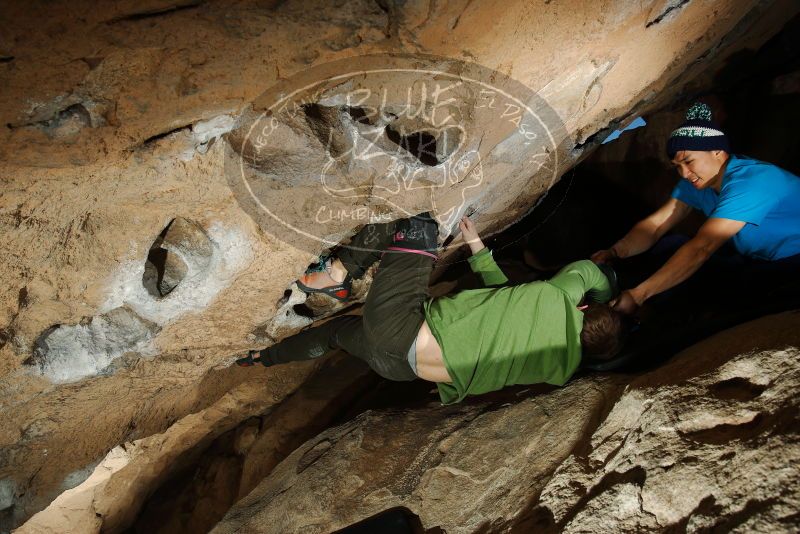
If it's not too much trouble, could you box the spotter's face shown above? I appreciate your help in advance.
[671,150,727,190]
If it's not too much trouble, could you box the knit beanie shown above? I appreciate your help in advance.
[666,102,730,158]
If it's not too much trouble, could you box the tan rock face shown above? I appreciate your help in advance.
[1,0,798,529]
[212,312,800,533]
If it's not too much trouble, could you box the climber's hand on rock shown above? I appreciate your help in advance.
[459,216,485,255]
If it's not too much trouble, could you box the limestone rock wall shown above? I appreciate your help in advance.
[2,0,799,529]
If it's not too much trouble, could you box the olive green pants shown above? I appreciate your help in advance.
[262,220,434,381]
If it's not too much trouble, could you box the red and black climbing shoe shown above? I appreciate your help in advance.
[296,255,353,302]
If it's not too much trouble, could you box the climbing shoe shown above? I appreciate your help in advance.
[296,255,353,302]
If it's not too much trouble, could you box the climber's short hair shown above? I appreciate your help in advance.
[580,302,628,360]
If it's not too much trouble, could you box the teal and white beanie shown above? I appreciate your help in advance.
[666,102,730,158]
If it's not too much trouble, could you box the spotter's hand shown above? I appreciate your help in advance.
[591,248,618,264]
[612,290,640,316]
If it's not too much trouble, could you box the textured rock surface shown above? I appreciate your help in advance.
[2,0,799,529]
[16,353,378,533]
[213,311,800,533]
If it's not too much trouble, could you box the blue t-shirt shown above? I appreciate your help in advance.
[671,154,800,260]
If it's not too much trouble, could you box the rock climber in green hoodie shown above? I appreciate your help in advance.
[237,213,626,404]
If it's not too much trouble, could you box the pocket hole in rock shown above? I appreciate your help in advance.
[276,288,294,307]
[143,220,187,298]
[293,303,316,318]
[142,217,213,298]
[302,103,350,157]
[385,124,440,166]
[345,106,374,125]
[709,377,768,402]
